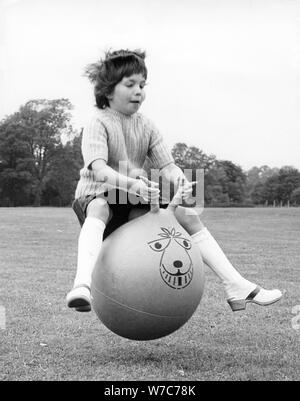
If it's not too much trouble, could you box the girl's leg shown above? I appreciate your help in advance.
[66,197,111,312]
[174,207,282,311]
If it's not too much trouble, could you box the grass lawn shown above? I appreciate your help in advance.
[0,207,299,381]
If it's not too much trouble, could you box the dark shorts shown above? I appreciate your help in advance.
[72,189,169,240]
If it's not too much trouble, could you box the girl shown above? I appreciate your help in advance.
[66,49,282,312]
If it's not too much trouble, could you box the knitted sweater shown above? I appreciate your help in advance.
[75,107,174,198]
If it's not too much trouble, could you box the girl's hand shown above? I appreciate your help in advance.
[129,176,160,202]
[171,177,197,206]
[181,178,197,201]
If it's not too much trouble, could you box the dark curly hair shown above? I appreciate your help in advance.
[84,49,148,109]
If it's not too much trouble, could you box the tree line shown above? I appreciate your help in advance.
[0,99,299,207]
[172,143,300,207]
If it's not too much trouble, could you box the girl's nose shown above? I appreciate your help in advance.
[134,85,142,95]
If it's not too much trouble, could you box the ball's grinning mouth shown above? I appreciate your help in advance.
[161,263,191,277]
[160,263,194,289]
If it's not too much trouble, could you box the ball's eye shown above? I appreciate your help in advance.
[174,238,192,250]
[148,238,170,252]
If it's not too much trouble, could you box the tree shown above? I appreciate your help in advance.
[246,165,279,203]
[0,114,34,205]
[0,99,76,206]
[170,144,248,205]
[291,187,300,205]
[42,134,83,206]
[276,166,300,203]
[204,165,228,205]
[205,183,230,205]
[171,143,215,172]
[213,160,247,203]
[250,182,266,205]
[250,166,300,205]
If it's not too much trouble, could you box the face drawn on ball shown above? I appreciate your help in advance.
[148,227,193,290]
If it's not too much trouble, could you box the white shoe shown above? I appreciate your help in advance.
[227,285,282,312]
[66,284,91,312]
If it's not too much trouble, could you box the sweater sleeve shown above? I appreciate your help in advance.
[81,115,108,169]
[146,119,174,170]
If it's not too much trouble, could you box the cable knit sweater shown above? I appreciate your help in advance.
[75,107,174,199]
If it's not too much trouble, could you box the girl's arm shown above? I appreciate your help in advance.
[160,163,196,202]
[91,159,159,202]
[160,163,185,188]
[92,159,136,190]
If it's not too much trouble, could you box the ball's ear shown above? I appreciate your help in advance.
[167,178,184,212]
[138,176,160,214]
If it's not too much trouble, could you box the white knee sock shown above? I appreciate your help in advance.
[73,217,106,289]
[191,227,256,299]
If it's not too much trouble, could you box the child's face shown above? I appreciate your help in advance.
[108,73,146,115]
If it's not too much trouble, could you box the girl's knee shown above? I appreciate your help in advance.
[86,198,111,224]
[175,207,204,234]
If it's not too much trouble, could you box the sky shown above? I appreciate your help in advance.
[0,0,299,171]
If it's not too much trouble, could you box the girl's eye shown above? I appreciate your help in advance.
[124,81,147,89]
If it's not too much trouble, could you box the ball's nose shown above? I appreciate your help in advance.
[173,260,183,268]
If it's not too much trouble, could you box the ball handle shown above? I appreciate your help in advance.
[137,176,160,214]
[151,178,186,214]
[166,178,185,213]
[150,200,160,213]
[140,177,189,214]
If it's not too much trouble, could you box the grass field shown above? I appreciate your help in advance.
[0,207,299,381]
